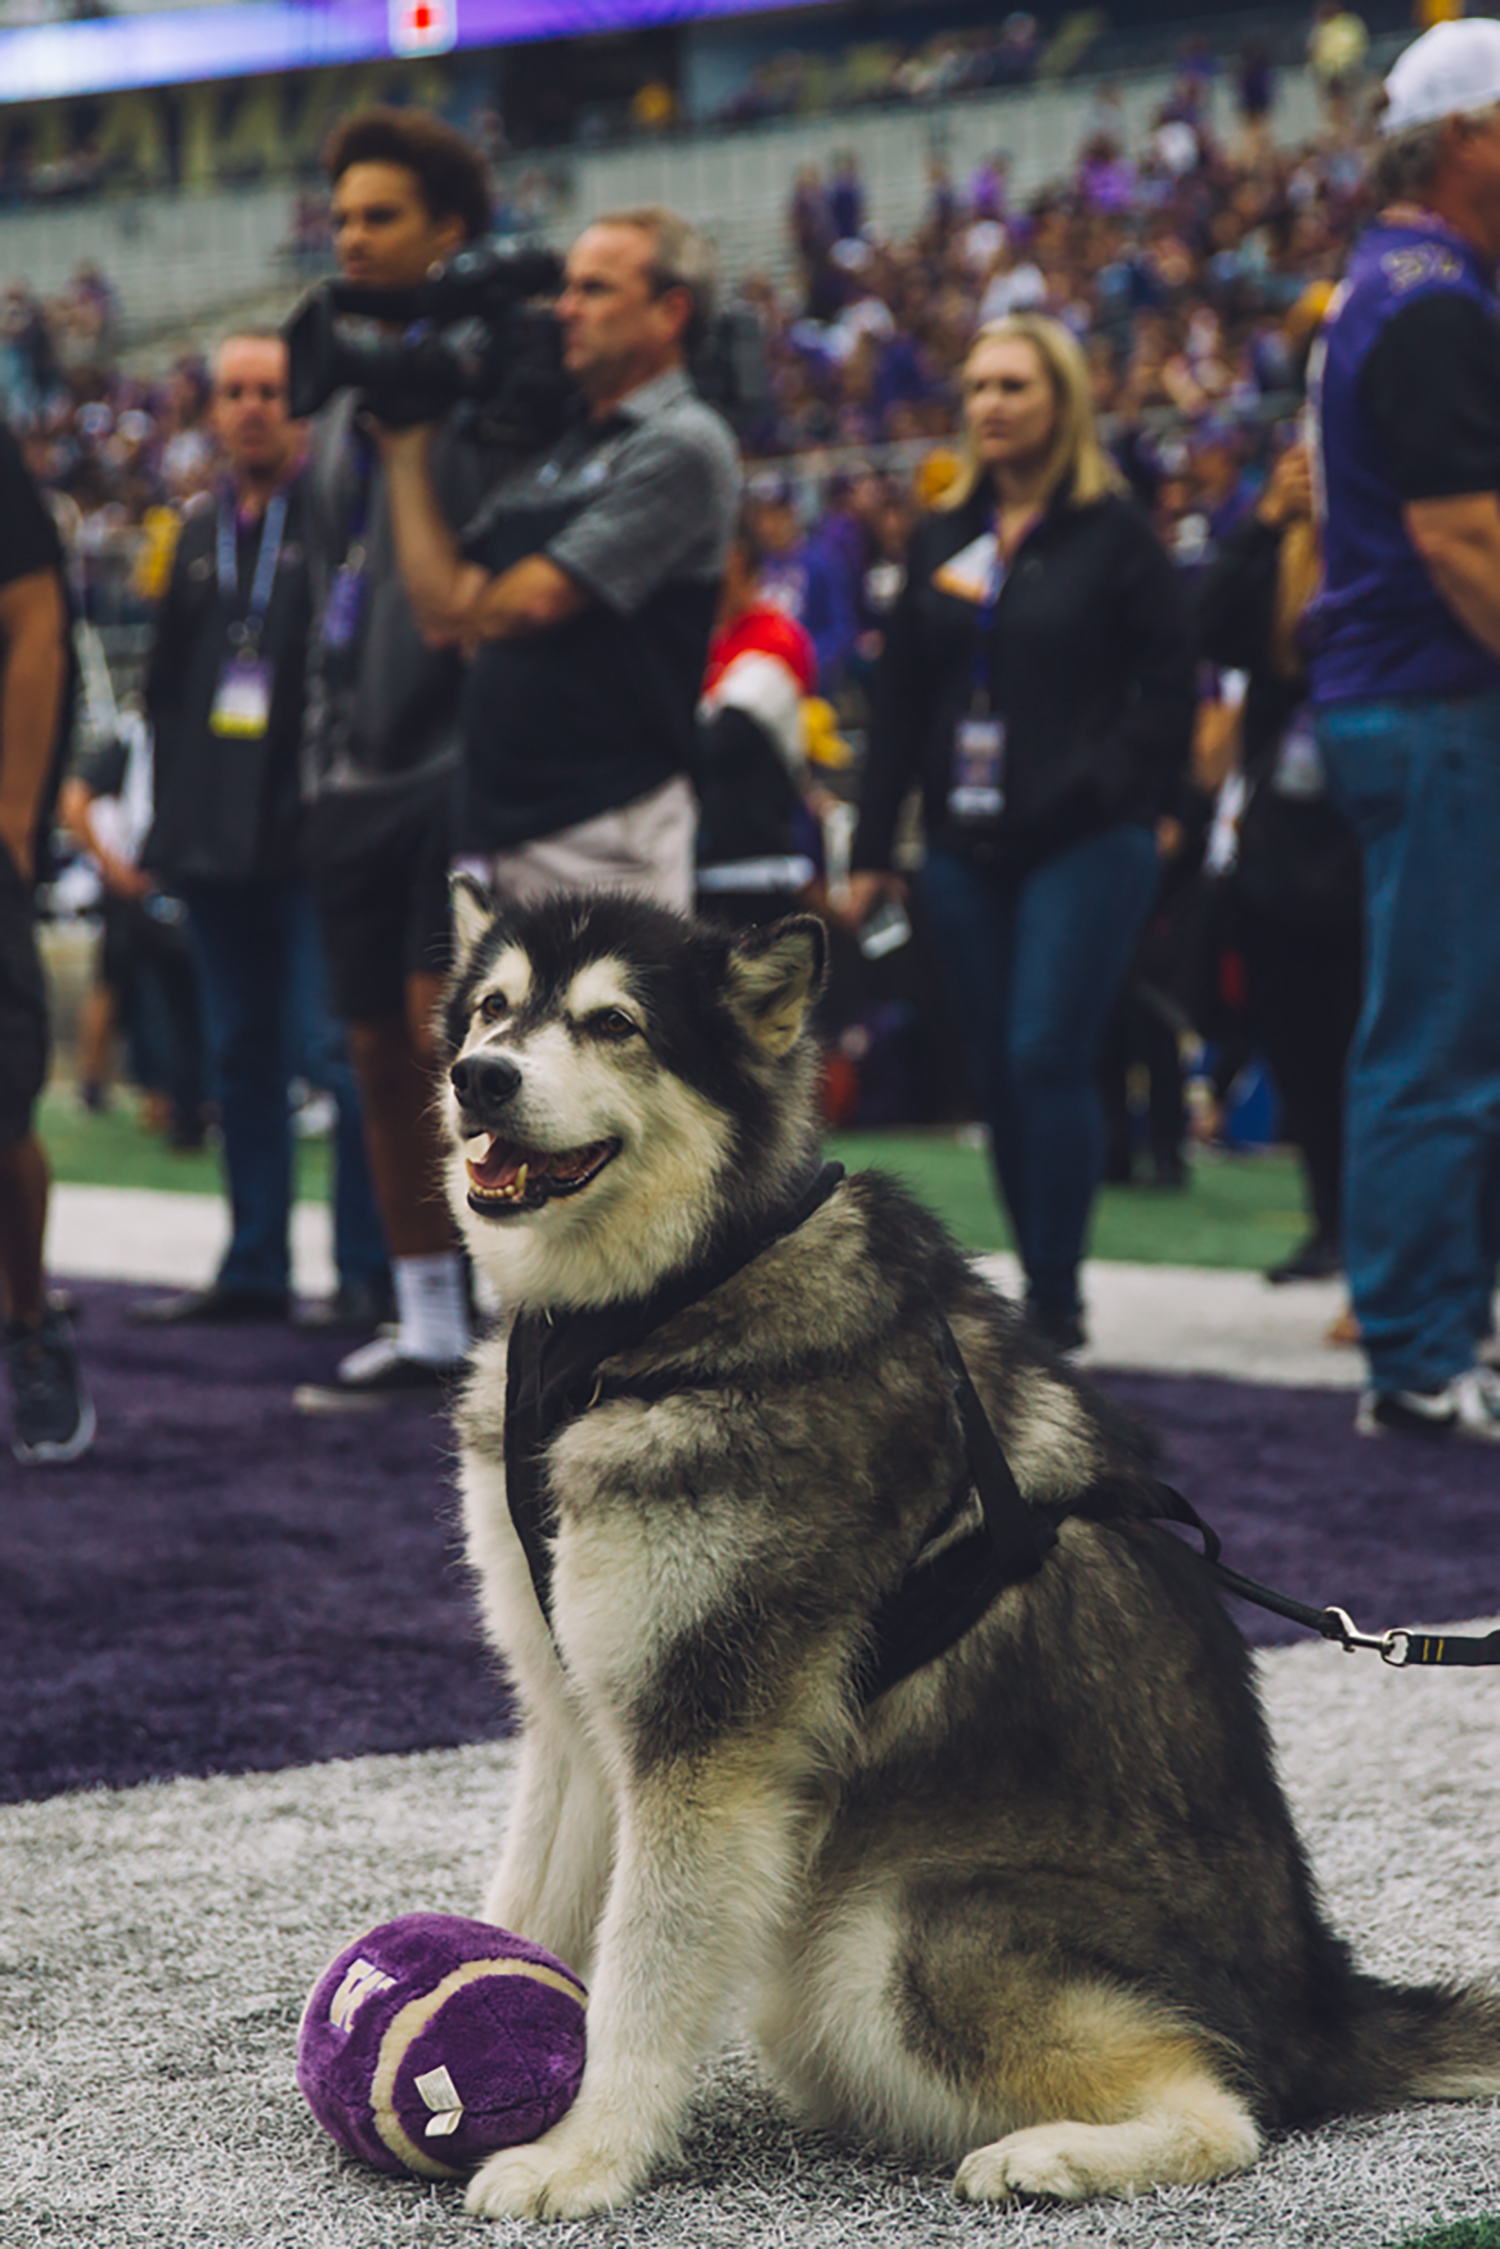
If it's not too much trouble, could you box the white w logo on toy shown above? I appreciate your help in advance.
[327,1957,396,2031]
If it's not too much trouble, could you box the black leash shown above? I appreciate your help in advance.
[1145,1481,1500,1670]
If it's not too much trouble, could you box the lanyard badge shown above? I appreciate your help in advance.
[948,530,1007,825]
[210,489,286,741]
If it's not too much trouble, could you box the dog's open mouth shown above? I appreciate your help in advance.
[465,1134,621,1216]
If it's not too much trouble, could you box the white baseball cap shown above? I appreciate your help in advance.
[1382,17,1500,135]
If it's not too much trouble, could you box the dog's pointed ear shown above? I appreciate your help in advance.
[449,872,494,977]
[725,914,828,1057]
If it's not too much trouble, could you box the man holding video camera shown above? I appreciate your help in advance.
[376,203,739,911]
[298,108,497,1402]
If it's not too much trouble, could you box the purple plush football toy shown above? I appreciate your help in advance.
[296,1914,588,2179]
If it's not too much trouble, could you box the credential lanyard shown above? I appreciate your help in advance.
[948,523,1010,826]
[217,487,287,651]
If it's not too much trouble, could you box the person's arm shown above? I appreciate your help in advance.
[57,773,152,900]
[1401,493,1500,661]
[377,423,586,649]
[1193,444,1311,673]
[0,567,65,881]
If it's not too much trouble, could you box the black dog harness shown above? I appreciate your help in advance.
[504,1162,1500,1692]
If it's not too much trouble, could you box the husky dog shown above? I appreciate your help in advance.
[440,884,1500,2224]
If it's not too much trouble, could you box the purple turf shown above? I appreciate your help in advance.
[1,1281,507,1804]
[2,1281,1497,1805]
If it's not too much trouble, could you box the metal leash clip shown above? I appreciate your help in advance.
[1322,1608,1411,1666]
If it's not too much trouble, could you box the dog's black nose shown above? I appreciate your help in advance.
[451,1053,522,1109]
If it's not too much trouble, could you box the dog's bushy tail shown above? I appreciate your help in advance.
[1320,1978,1500,2112]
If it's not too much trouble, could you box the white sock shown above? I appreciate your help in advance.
[393,1252,470,1365]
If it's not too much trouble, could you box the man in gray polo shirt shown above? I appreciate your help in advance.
[379,204,739,908]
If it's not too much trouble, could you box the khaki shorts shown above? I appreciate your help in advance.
[454,776,696,916]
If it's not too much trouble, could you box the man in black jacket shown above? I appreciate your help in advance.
[129,332,386,1329]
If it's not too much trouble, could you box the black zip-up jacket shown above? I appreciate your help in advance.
[852,484,1195,875]
[144,477,311,885]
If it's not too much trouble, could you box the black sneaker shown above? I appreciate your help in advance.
[126,1284,290,1327]
[293,1334,466,1414]
[7,1309,96,1464]
[1266,1234,1342,1285]
[294,1275,395,1332]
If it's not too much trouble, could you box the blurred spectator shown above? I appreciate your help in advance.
[695,511,820,926]
[158,356,215,504]
[1308,2,1370,129]
[631,78,678,134]
[994,13,1040,87]
[828,151,866,243]
[128,332,388,1333]
[0,286,58,425]
[59,709,207,1152]
[746,471,860,693]
[1236,38,1279,161]
[842,314,1195,1352]
[1195,438,1361,1286]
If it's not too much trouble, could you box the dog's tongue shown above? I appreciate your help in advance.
[469,1137,529,1189]
[468,1136,605,1188]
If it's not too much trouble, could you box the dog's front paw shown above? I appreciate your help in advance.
[955,2126,1097,2204]
[464,2128,642,2222]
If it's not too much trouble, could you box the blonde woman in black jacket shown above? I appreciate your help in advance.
[844,314,1195,1349]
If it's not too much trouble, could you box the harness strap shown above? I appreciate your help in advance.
[856,1308,1057,1702]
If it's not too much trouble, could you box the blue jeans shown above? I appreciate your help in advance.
[183,879,387,1299]
[1319,694,1500,1392]
[922,825,1161,1317]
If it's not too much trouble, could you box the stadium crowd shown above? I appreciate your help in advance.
[1,68,1369,630]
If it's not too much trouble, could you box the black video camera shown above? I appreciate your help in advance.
[285,243,574,450]
[284,239,771,448]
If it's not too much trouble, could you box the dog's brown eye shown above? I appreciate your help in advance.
[478,992,509,1022]
[591,1008,639,1040]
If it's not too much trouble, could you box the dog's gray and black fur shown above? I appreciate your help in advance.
[439,884,1500,2222]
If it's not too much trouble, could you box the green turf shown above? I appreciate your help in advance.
[37,1086,331,1204]
[37,1090,1312,1273]
[825,1128,1310,1272]
[1390,2221,1500,2249]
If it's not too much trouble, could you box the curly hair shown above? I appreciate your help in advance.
[324,107,490,243]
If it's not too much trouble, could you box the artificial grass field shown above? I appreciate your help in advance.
[37,1086,1312,1272]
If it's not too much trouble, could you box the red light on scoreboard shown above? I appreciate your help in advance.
[390,0,457,56]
